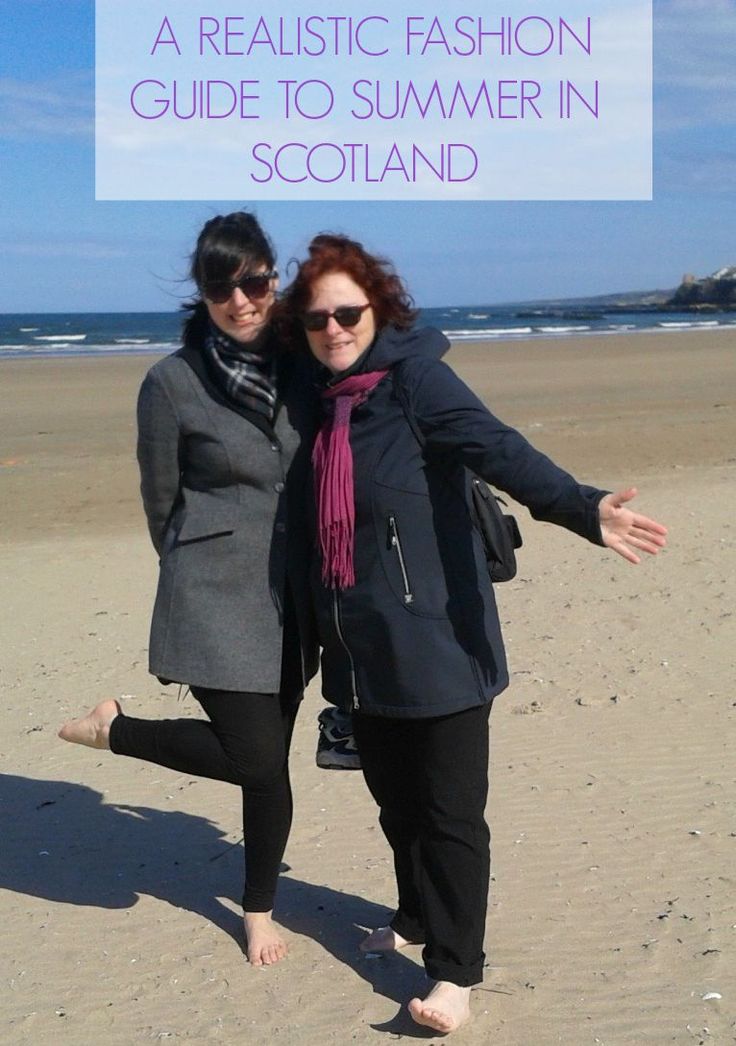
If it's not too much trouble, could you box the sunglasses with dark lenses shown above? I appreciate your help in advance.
[302,303,372,332]
[202,270,277,303]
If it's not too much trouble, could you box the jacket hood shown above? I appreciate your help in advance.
[367,325,450,369]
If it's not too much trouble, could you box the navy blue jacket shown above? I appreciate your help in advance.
[312,326,607,718]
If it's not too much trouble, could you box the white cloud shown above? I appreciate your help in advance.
[0,74,92,139]
[657,149,736,193]
[655,0,736,128]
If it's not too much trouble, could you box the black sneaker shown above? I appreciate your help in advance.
[316,707,361,770]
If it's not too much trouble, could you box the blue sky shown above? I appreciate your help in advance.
[0,0,734,312]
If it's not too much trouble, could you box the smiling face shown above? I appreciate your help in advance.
[304,272,376,374]
[203,263,277,344]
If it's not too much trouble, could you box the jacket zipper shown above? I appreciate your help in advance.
[332,588,360,710]
[388,515,414,604]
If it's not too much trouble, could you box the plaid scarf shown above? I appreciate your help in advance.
[203,323,277,420]
[312,370,389,589]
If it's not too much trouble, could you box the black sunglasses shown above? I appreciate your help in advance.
[302,303,371,332]
[202,270,277,304]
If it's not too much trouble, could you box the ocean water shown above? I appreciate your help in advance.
[1,306,734,360]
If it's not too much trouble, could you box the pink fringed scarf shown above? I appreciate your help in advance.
[312,370,389,589]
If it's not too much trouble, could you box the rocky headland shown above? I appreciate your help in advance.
[668,265,736,311]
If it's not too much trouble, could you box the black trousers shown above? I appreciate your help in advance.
[109,686,300,912]
[353,702,492,987]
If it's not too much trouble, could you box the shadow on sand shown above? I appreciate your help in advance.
[1,773,437,1037]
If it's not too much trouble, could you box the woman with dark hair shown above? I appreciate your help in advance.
[59,211,318,966]
[277,234,667,1031]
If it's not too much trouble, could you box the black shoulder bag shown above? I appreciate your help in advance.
[392,369,522,583]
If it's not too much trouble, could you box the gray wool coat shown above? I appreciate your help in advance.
[136,329,319,694]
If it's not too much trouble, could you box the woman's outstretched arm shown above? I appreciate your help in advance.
[399,355,668,550]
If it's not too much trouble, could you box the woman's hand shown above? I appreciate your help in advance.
[598,487,668,564]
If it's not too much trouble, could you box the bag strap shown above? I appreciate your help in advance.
[392,362,522,582]
[392,361,469,498]
[392,363,427,449]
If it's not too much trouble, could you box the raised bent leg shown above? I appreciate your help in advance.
[106,685,301,966]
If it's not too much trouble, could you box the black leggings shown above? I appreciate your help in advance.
[109,687,300,912]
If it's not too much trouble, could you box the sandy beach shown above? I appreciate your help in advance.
[1,329,734,1045]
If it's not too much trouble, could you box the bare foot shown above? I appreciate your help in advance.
[58,699,121,750]
[360,926,416,953]
[243,911,288,966]
[408,981,472,1034]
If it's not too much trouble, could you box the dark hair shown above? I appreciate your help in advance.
[274,233,417,349]
[183,210,276,342]
[190,210,275,288]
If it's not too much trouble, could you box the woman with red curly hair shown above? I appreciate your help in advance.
[278,234,666,1032]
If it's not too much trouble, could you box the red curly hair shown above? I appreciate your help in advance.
[274,234,417,349]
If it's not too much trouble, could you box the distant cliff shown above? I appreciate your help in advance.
[669,266,736,310]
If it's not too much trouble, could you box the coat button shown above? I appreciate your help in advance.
[275,522,286,533]
[274,481,285,493]
[271,443,280,452]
